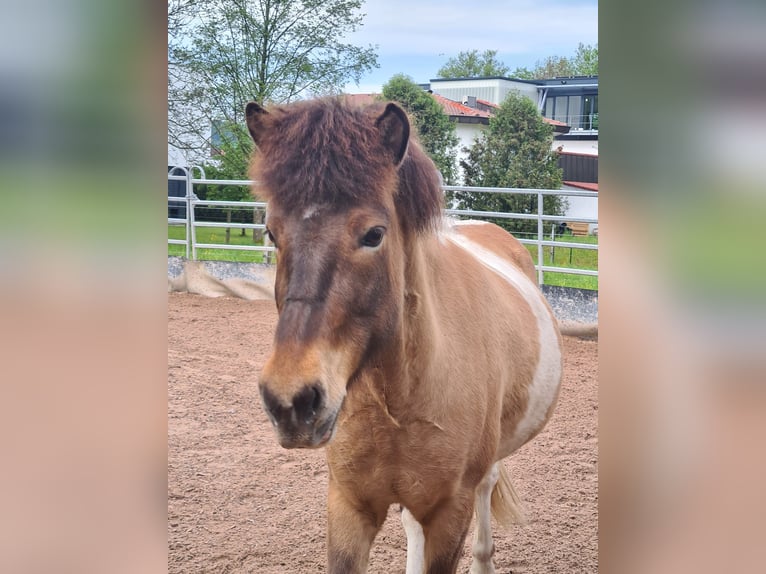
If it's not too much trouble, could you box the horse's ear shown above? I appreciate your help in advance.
[375,103,410,166]
[245,101,269,145]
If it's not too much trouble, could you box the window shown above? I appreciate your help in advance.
[568,96,582,128]
[553,96,568,124]
[584,95,598,130]
[542,93,598,131]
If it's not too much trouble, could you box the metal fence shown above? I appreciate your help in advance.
[168,167,598,285]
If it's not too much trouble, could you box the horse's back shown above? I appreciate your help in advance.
[449,220,537,284]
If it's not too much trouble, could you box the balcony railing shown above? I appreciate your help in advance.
[545,113,598,132]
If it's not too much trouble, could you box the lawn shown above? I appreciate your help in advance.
[169,225,598,289]
[524,234,599,290]
[168,224,272,263]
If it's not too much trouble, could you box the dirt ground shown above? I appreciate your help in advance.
[168,293,598,573]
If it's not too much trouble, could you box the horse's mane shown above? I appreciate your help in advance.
[249,97,444,234]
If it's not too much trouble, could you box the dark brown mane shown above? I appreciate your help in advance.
[248,97,444,234]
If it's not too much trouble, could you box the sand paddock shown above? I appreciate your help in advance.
[168,292,597,573]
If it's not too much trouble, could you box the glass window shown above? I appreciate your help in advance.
[583,95,598,130]
[568,96,582,128]
[553,96,568,124]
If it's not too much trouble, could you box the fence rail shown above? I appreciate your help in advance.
[168,167,598,285]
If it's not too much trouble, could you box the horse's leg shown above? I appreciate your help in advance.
[401,506,425,574]
[470,463,500,574]
[422,493,474,574]
[326,481,382,574]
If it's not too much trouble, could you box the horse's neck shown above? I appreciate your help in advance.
[396,234,446,381]
[352,233,450,425]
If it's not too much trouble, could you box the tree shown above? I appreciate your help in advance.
[381,74,459,184]
[572,43,598,76]
[436,49,510,79]
[169,0,379,170]
[454,92,565,238]
[510,43,598,79]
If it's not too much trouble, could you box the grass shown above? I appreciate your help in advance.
[524,234,599,290]
[169,225,598,289]
[168,224,272,263]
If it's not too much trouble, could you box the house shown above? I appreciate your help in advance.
[428,76,598,230]
[429,75,598,158]
[343,78,598,229]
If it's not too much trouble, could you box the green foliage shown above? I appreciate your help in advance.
[454,92,565,237]
[381,74,459,184]
[573,43,599,76]
[169,0,378,165]
[437,44,598,81]
[510,43,598,79]
[436,49,510,78]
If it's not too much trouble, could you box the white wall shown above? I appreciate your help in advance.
[450,122,484,183]
[554,139,599,155]
[562,184,598,233]
[432,78,538,106]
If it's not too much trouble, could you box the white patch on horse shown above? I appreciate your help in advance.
[302,205,322,220]
[401,507,425,574]
[445,230,562,452]
[452,219,490,226]
[471,463,499,574]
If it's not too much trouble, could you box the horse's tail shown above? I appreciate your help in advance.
[491,464,527,526]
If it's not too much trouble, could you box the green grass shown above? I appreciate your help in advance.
[168,224,273,263]
[169,225,598,289]
[525,234,599,290]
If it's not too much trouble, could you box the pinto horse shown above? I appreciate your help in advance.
[247,97,562,574]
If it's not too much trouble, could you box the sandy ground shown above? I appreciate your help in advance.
[168,293,598,573]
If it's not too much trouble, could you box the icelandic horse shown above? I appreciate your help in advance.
[247,97,562,574]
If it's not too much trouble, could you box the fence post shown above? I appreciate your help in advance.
[187,168,198,261]
[537,192,544,285]
[550,223,555,266]
[178,167,190,259]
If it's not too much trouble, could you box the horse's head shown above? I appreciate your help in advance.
[246,98,441,448]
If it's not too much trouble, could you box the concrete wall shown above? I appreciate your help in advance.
[554,139,599,155]
[431,78,538,106]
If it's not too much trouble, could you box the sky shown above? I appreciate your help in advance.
[342,0,598,94]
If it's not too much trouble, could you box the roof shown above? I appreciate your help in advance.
[429,75,598,87]
[557,150,599,158]
[342,92,570,132]
[535,76,598,87]
[476,99,498,109]
[430,75,542,85]
[563,181,599,192]
[430,93,491,118]
[543,117,569,128]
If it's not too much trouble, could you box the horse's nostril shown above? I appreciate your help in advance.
[292,383,324,424]
[260,386,283,421]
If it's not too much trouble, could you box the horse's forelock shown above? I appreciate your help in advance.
[252,99,390,208]
[250,98,444,234]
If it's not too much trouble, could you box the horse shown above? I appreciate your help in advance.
[246,97,563,574]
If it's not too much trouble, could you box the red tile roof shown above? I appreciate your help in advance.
[558,150,598,157]
[342,92,570,130]
[543,117,569,127]
[477,99,499,109]
[430,93,491,118]
[563,181,598,192]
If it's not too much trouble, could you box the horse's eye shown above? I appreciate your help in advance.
[266,228,278,247]
[361,226,385,248]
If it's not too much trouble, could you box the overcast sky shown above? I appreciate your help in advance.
[343,0,598,93]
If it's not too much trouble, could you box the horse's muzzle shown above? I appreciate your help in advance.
[259,383,339,448]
